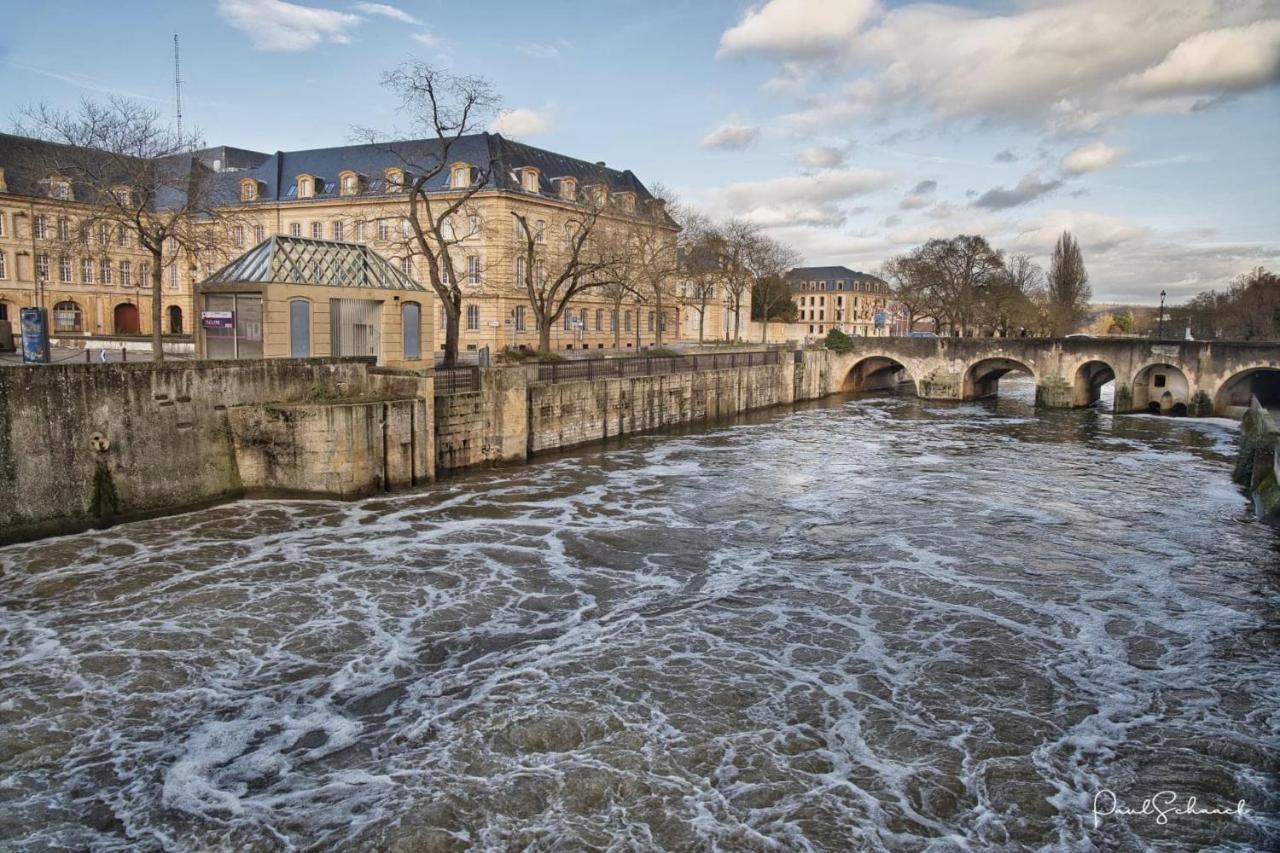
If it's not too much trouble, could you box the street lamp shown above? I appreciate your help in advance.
[1158,289,1166,339]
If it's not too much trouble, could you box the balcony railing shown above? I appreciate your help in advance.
[433,366,478,396]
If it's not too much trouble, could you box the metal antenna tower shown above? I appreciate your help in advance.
[174,34,184,143]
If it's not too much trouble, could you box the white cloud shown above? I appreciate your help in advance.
[518,42,562,59]
[411,31,437,47]
[1012,210,1151,254]
[718,0,877,60]
[699,123,761,150]
[353,2,419,24]
[218,0,360,51]
[725,0,1280,131]
[701,167,894,227]
[1061,141,1128,174]
[1123,21,1280,97]
[490,107,551,137]
[794,145,845,168]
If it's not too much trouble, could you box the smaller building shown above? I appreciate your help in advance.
[786,265,890,339]
[195,236,432,366]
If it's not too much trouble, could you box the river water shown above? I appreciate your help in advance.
[1,379,1277,851]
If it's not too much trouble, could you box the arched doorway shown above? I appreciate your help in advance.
[52,301,83,333]
[113,303,140,335]
[167,305,183,335]
[1215,367,1280,418]
[1072,360,1116,408]
[842,355,917,395]
[963,357,1035,401]
[1131,363,1189,414]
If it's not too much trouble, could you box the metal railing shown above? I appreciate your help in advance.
[434,366,479,396]
[536,349,780,384]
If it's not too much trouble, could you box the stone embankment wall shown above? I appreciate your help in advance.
[0,358,433,544]
[1235,398,1280,524]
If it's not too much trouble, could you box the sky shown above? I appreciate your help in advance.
[1,0,1278,304]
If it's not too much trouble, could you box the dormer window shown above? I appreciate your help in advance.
[585,184,607,207]
[613,191,636,213]
[339,171,363,196]
[519,167,540,193]
[385,168,405,192]
[112,185,132,205]
[48,178,72,201]
[450,163,471,189]
[557,177,577,202]
[296,174,316,198]
[239,178,259,202]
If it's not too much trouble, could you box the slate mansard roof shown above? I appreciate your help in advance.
[203,236,426,292]
[0,131,668,223]
[786,265,888,292]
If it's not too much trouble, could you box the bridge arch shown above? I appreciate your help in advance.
[1130,362,1190,414]
[1072,359,1117,408]
[1214,364,1280,417]
[963,357,1036,401]
[842,355,917,395]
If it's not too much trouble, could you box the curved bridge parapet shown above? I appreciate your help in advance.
[826,337,1280,416]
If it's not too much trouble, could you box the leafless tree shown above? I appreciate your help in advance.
[678,215,723,343]
[511,196,620,352]
[880,255,933,332]
[359,62,500,367]
[747,235,800,343]
[1046,231,1092,336]
[718,219,760,341]
[16,97,239,360]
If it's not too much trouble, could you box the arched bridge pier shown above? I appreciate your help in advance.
[827,338,1280,417]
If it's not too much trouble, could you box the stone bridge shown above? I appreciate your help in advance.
[828,337,1280,416]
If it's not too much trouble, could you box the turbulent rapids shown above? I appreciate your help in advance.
[1,379,1277,851]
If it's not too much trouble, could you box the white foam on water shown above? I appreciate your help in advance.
[0,393,1276,851]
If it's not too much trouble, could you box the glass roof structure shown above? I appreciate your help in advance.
[202,236,426,291]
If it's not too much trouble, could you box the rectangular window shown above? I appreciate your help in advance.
[378,221,390,241]
[119,261,131,286]
[57,218,69,240]
[467,255,480,284]
[59,256,71,282]
[311,222,322,240]
[0,213,5,237]
[610,310,617,331]
[438,259,448,284]
[647,311,654,332]
[100,259,112,284]
[356,222,366,242]
[254,225,265,243]
[534,260,544,285]
[0,253,6,279]
[564,311,572,331]
[333,221,344,241]
[535,220,545,243]
[36,254,49,280]
[140,262,150,287]
[290,223,301,237]
[169,264,179,289]
[233,225,244,247]
[467,214,479,236]
[595,309,602,331]
[34,215,46,239]
[514,218,526,241]
[466,304,479,330]
[514,306,525,331]
[118,227,130,248]
[401,257,414,279]
[515,256,526,286]
[624,311,632,332]
[99,223,110,245]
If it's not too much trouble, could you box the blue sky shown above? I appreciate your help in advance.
[2,0,1277,303]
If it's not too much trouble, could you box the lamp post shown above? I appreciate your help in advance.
[1158,289,1166,339]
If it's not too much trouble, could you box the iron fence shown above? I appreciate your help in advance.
[433,366,479,395]
[536,349,780,384]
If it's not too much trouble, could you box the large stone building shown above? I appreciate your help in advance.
[787,265,891,339]
[0,131,724,354]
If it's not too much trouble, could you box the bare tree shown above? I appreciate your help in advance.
[880,255,933,332]
[678,216,722,343]
[718,219,759,341]
[511,197,619,352]
[1046,231,1091,336]
[17,97,238,360]
[360,62,500,367]
[747,235,800,343]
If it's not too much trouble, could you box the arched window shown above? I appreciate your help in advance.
[53,301,82,333]
[402,301,421,359]
[289,299,310,357]
[168,305,183,335]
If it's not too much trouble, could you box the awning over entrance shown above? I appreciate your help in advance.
[203,236,427,292]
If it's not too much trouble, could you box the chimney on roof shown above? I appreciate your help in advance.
[595,161,606,167]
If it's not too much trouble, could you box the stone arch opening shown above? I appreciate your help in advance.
[1214,367,1280,418]
[963,357,1035,401]
[842,356,917,395]
[1072,360,1116,408]
[1130,363,1189,414]
[113,302,140,336]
